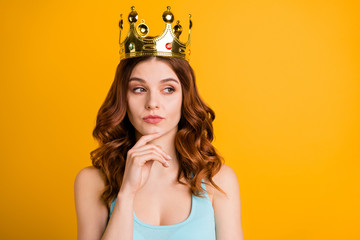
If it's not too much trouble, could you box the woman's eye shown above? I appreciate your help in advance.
[164,87,175,94]
[133,87,146,93]
[131,87,175,94]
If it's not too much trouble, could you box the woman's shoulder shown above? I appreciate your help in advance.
[204,163,239,199]
[205,163,238,185]
[74,166,106,192]
[212,163,238,186]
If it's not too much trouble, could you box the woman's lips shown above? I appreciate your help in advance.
[143,116,164,124]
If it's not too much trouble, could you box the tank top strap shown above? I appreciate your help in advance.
[200,178,208,195]
[109,196,116,220]
[184,176,212,211]
[190,172,209,197]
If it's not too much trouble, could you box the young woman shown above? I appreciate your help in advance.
[74,6,243,240]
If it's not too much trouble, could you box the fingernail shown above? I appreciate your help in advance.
[167,155,172,159]
[165,162,170,167]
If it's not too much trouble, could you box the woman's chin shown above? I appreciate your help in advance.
[135,128,162,137]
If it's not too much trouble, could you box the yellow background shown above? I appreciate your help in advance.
[0,0,359,239]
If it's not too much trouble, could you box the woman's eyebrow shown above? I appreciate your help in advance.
[129,77,180,84]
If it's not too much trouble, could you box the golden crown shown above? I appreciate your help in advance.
[118,6,192,62]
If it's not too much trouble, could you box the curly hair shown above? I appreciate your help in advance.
[90,56,226,210]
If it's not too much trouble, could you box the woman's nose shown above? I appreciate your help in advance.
[145,91,159,110]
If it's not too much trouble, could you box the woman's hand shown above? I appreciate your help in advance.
[119,132,171,197]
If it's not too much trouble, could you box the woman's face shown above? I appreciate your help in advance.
[126,58,183,138]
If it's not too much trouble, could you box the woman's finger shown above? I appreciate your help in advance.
[132,132,164,149]
[132,152,170,168]
[131,143,171,161]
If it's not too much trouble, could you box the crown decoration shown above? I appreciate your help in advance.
[118,6,192,62]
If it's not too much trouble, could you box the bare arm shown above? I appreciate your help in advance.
[74,167,137,240]
[74,132,171,240]
[101,192,135,240]
[213,164,244,240]
[74,166,110,240]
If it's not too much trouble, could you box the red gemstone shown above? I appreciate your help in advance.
[165,43,172,50]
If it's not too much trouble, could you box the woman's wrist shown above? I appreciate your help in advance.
[118,188,136,201]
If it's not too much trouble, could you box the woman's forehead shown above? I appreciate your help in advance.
[129,58,179,82]
[129,77,180,85]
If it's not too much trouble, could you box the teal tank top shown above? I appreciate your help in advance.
[108,179,216,240]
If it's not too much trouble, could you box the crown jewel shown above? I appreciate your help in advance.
[118,6,192,62]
